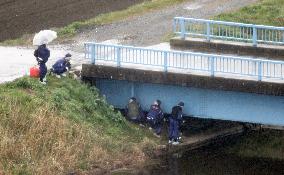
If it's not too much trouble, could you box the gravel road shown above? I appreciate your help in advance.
[72,0,258,51]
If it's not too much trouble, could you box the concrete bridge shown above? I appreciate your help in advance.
[82,63,284,126]
[82,18,284,127]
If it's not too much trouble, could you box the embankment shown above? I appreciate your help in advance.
[0,76,158,174]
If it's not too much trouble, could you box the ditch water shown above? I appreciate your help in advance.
[130,132,284,175]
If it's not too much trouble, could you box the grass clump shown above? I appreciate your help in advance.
[215,0,284,26]
[0,76,158,174]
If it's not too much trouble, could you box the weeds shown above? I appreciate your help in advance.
[0,77,158,174]
[215,0,284,26]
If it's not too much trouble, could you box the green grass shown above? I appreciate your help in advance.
[227,130,284,160]
[58,0,186,37]
[215,0,284,26]
[0,76,158,174]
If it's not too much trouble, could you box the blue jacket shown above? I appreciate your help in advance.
[171,106,183,121]
[147,105,163,123]
[34,44,50,64]
[52,58,71,72]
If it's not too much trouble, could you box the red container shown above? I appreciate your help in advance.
[30,66,40,78]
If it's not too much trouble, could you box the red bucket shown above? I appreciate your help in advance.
[30,66,40,78]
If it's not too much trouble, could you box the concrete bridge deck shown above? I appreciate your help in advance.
[82,65,284,96]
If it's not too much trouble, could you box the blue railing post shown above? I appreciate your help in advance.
[91,44,96,64]
[258,61,262,81]
[117,46,121,67]
[252,25,257,46]
[206,21,211,41]
[210,57,215,77]
[164,51,168,72]
[173,18,176,33]
[180,18,185,39]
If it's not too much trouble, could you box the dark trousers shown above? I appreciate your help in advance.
[53,67,67,75]
[39,64,47,82]
[168,118,179,141]
[155,122,162,135]
[148,119,162,135]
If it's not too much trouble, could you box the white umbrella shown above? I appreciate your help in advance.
[33,30,57,46]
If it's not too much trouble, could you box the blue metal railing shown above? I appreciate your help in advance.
[173,17,284,46]
[85,42,284,81]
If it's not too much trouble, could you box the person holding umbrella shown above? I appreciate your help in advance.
[34,44,50,84]
[33,30,57,84]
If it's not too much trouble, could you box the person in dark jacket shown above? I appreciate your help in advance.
[125,97,145,125]
[168,101,184,145]
[51,53,72,78]
[34,44,50,84]
[147,100,164,137]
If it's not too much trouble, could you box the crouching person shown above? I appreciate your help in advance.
[168,102,184,145]
[147,100,164,138]
[51,53,72,78]
[125,97,145,125]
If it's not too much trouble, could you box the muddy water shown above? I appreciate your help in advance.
[134,134,284,175]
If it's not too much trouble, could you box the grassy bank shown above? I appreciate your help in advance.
[215,0,284,26]
[0,76,158,174]
[1,0,187,46]
[228,130,284,160]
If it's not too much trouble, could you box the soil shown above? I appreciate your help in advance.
[0,0,147,41]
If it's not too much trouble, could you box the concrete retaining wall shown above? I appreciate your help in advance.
[170,37,284,60]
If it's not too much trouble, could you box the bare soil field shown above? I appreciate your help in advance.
[0,0,146,41]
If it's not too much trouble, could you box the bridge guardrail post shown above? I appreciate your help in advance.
[180,18,185,39]
[117,46,121,67]
[210,57,215,77]
[91,44,96,64]
[164,51,168,72]
[206,21,211,41]
[258,61,262,81]
[173,18,176,34]
[253,25,257,47]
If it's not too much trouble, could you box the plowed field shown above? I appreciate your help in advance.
[0,0,146,41]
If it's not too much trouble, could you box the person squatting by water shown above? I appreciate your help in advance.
[50,53,72,78]
[147,100,164,138]
[34,44,50,84]
[125,97,145,126]
[169,101,184,145]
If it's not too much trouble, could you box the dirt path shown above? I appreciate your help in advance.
[72,0,259,52]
